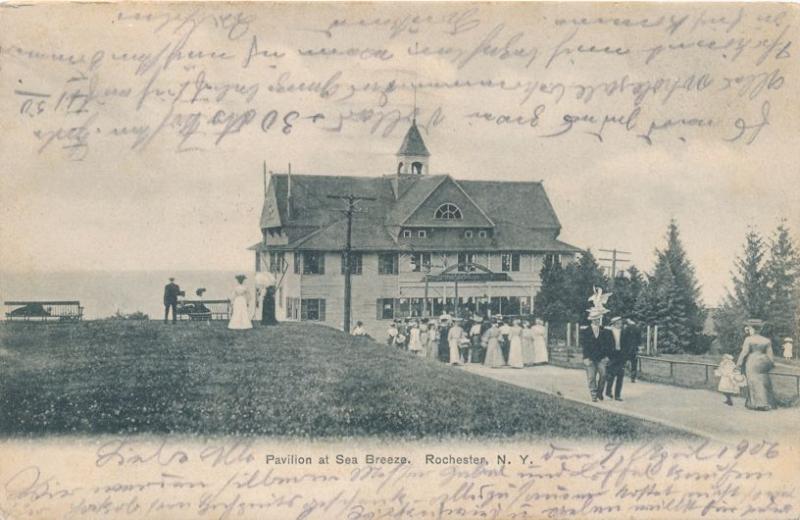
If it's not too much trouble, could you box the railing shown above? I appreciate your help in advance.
[176,300,231,321]
[638,355,800,399]
[4,300,83,322]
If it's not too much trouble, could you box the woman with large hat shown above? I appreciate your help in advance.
[228,274,253,330]
[507,319,525,368]
[482,319,505,368]
[736,319,777,411]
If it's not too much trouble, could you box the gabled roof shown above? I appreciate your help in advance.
[257,172,580,253]
[384,175,448,226]
[397,120,430,157]
[402,175,495,228]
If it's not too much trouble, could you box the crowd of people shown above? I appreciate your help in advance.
[360,314,551,368]
[165,277,791,412]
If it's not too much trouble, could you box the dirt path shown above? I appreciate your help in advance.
[462,364,800,444]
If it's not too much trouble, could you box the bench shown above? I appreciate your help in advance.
[4,300,84,322]
[176,300,230,321]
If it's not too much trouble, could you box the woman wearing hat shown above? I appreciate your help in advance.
[507,319,525,368]
[521,320,536,366]
[408,321,423,356]
[469,317,484,364]
[482,320,504,368]
[532,318,549,365]
[736,319,777,411]
[228,274,253,330]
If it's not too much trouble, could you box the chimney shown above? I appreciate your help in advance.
[287,162,292,220]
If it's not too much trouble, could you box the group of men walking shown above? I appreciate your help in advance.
[580,307,641,402]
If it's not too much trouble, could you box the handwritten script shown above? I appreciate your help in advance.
[0,437,797,519]
[0,3,796,161]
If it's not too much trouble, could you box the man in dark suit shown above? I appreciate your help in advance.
[580,308,613,402]
[163,277,181,323]
[605,316,627,400]
[624,319,642,383]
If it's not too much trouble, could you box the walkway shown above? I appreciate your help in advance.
[462,364,800,444]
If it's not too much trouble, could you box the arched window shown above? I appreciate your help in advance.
[434,203,463,220]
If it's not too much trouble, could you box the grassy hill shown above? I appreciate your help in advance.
[0,321,693,440]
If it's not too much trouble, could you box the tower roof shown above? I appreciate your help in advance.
[397,120,430,157]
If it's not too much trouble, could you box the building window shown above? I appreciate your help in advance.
[478,230,488,238]
[402,229,412,238]
[341,252,362,275]
[458,252,476,271]
[378,298,395,320]
[377,298,429,319]
[301,251,325,275]
[378,253,398,275]
[464,230,473,238]
[301,299,326,321]
[545,253,562,266]
[286,297,300,320]
[255,252,261,272]
[410,252,432,272]
[269,252,285,273]
[434,203,462,220]
[501,253,520,272]
[418,230,427,238]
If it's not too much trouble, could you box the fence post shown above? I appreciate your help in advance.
[566,322,571,349]
[654,326,659,356]
[646,326,652,355]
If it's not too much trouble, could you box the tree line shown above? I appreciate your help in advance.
[534,219,799,355]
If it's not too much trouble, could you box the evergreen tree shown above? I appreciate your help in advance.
[732,229,769,319]
[640,220,706,353]
[563,249,609,324]
[607,265,645,319]
[713,228,773,354]
[713,299,748,355]
[534,256,570,323]
[764,221,799,343]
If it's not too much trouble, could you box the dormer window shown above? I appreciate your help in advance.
[435,203,462,220]
[464,230,474,238]
[418,230,427,238]
[402,229,412,238]
[478,230,488,238]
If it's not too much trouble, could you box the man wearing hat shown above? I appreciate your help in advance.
[605,316,627,400]
[580,306,613,402]
[163,277,182,324]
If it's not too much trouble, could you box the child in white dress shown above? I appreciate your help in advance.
[714,353,744,406]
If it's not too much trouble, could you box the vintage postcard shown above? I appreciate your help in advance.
[1,1,799,519]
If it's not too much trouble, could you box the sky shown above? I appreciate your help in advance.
[1,2,798,307]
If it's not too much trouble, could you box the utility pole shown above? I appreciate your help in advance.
[598,248,631,286]
[327,194,376,333]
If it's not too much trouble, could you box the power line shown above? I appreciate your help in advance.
[598,248,631,284]
[327,194,377,333]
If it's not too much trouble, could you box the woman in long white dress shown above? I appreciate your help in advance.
[228,274,253,330]
[531,318,549,365]
[483,322,504,368]
[521,321,536,366]
[408,321,423,355]
[507,319,525,368]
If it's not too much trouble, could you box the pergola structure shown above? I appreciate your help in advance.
[422,263,511,318]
